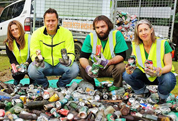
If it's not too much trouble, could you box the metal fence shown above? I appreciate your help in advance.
[33,0,113,33]
[33,0,177,40]
[116,0,177,41]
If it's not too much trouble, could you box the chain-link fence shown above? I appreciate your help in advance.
[33,0,177,40]
[34,0,113,33]
[116,0,177,41]
[32,0,177,60]
[33,0,115,60]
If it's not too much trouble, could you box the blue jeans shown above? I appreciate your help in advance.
[28,62,79,88]
[123,68,176,99]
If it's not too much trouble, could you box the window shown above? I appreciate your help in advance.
[12,1,25,18]
[6,4,15,20]
[0,7,9,22]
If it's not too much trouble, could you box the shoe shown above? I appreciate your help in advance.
[29,78,35,84]
[14,80,20,85]
[57,82,60,88]
[43,83,49,90]
[142,91,151,98]
[157,98,166,104]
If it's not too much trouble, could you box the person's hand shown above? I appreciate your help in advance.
[59,48,71,67]
[145,66,162,77]
[33,50,45,67]
[11,64,19,76]
[15,65,20,69]
[59,58,71,67]
[21,63,28,73]
[85,65,98,78]
[24,62,29,67]
[33,55,44,67]
[125,63,136,74]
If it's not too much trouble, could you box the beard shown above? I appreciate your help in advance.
[96,30,110,40]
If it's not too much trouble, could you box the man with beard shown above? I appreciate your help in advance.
[79,15,128,88]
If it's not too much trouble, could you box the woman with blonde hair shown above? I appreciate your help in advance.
[4,20,34,85]
[123,19,176,104]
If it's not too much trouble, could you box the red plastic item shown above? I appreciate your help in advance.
[96,45,102,56]
[0,109,5,117]
[172,50,175,58]
[58,109,69,116]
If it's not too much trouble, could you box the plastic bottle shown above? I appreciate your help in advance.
[67,81,78,94]
[0,91,11,101]
[4,101,12,111]
[104,106,115,115]
[25,100,50,109]
[142,114,157,121]
[18,113,37,120]
[8,103,23,113]
[95,109,106,121]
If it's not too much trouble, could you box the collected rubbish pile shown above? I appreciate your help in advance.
[115,11,137,41]
[0,80,178,121]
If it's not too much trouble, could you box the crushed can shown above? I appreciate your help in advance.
[11,63,17,73]
[144,59,153,69]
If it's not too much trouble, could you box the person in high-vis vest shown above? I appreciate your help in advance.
[123,19,176,104]
[4,20,34,85]
[79,15,128,88]
[28,8,79,89]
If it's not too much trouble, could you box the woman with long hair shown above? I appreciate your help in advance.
[4,20,34,85]
[123,19,176,104]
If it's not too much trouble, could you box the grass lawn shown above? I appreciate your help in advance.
[0,55,10,71]
[171,61,178,95]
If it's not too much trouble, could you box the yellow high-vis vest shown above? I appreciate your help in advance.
[90,30,117,60]
[7,34,30,64]
[132,39,174,82]
[30,26,75,66]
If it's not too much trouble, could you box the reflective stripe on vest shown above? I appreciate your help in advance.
[11,34,30,64]
[27,34,31,60]
[90,30,116,60]
[133,38,165,82]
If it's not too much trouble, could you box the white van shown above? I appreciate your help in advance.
[0,0,83,61]
[0,0,36,50]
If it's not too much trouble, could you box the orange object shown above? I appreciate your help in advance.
[172,50,175,58]
[58,109,69,116]
[96,45,102,56]
[20,96,26,104]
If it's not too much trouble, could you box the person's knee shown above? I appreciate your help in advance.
[159,72,176,89]
[116,62,125,73]
[69,62,79,77]
[28,64,34,76]
[28,64,39,78]
[123,71,131,82]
